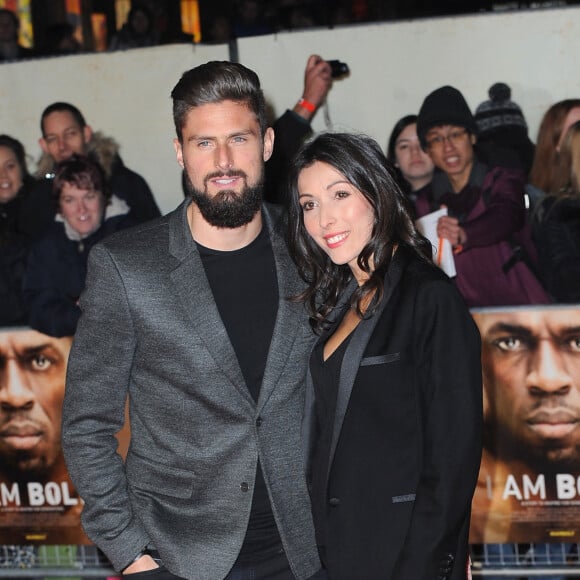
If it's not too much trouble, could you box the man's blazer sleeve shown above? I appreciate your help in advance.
[62,243,150,572]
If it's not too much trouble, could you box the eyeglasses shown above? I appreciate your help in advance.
[425,128,468,150]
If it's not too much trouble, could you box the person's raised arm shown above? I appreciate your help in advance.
[264,55,333,204]
[292,54,332,122]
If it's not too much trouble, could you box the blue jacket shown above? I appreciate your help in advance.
[23,212,133,337]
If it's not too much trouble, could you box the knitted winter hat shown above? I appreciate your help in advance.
[416,85,477,148]
[474,82,528,135]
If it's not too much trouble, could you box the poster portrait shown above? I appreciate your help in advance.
[469,305,580,544]
[0,327,90,544]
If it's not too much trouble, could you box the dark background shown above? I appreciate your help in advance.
[23,0,580,53]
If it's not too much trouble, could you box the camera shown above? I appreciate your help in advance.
[327,59,349,79]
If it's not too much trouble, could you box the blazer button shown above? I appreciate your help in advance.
[256,417,262,427]
[328,497,340,507]
[240,482,249,492]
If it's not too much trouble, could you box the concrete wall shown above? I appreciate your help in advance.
[1,6,579,214]
[0,43,229,214]
[240,6,580,150]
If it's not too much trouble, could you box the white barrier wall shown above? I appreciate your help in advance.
[240,6,580,150]
[0,43,229,214]
[0,6,579,214]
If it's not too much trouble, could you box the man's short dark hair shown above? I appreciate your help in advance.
[40,102,87,136]
[170,61,268,143]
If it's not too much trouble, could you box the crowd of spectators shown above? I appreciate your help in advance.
[2,46,580,336]
[0,100,160,336]
[1,29,580,578]
[385,83,580,309]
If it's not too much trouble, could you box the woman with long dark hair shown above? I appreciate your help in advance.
[0,134,36,326]
[387,114,434,205]
[287,132,482,579]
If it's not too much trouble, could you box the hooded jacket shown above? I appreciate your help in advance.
[23,195,134,337]
[20,131,160,240]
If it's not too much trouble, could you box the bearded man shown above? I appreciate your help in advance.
[62,61,324,580]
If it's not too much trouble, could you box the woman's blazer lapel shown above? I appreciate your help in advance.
[302,277,357,467]
[326,249,408,482]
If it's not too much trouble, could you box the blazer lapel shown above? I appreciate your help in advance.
[326,249,409,481]
[257,206,307,411]
[302,277,357,466]
[168,201,252,405]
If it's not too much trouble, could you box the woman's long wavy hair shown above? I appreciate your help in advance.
[557,120,580,196]
[0,134,35,194]
[529,99,580,194]
[287,132,432,333]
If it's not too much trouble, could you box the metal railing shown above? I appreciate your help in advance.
[0,543,579,578]
[470,543,580,577]
[0,545,115,578]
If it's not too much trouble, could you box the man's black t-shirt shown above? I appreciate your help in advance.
[198,225,282,561]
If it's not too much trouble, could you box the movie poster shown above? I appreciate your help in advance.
[0,327,90,544]
[469,305,580,544]
[0,326,131,545]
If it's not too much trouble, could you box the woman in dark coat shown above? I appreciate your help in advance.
[0,134,36,327]
[532,120,580,301]
[286,132,483,579]
[23,155,132,337]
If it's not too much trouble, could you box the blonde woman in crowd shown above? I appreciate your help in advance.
[532,120,580,302]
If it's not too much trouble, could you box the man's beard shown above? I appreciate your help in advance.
[184,168,263,228]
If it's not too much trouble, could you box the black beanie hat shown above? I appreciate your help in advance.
[416,85,478,148]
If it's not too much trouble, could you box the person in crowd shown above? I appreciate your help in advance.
[528,98,580,210]
[61,61,324,580]
[470,307,579,579]
[265,54,333,204]
[0,9,33,62]
[0,135,36,327]
[205,15,232,44]
[283,6,317,30]
[532,120,580,302]
[415,85,549,307]
[232,0,274,37]
[386,114,435,205]
[19,101,160,240]
[287,131,482,579]
[109,4,159,51]
[474,82,535,177]
[0,328,88,543]
[37,22,82,57]
[23,155,132,338]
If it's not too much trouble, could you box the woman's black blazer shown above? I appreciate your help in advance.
[303,245,483,580]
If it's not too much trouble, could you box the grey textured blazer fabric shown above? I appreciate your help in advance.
[62,201,321,580]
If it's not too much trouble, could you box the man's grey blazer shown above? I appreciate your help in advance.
[61,200,321,580]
